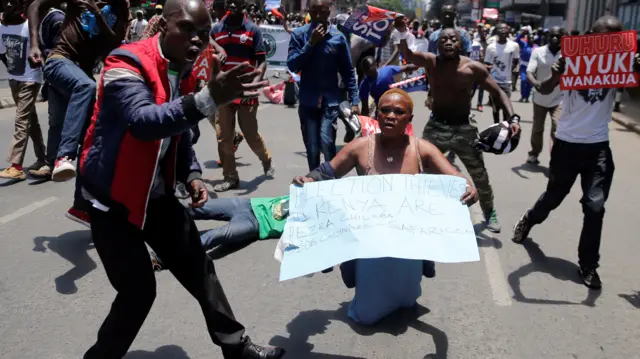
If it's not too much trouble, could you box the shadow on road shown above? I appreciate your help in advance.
[32,230,97,295]
[476,232,503,249]
[207,240,255,260]
[270,302,448,359]
[124,345,190,359]
[619,291,640,309]
[511,163,549,179]
[474,223,504,249]
[202,159,249,169]
[237,175,271,196]
[508,240,600,306]
[0,176,24,187]
[202,174,270,196]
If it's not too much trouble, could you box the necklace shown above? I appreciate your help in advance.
[386,156,394,163]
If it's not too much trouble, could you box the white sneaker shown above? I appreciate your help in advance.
[52,156,76,182]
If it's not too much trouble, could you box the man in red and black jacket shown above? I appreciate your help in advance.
[210,0,273,192]
[78,0,284,358]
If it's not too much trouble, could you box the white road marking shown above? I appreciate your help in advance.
[0,197,57,226]
[472,210,512,306]
[481,244,513,306]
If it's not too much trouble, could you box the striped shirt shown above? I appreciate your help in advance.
[211,15,265,105]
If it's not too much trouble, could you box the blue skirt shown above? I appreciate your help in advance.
[347,257,423,325]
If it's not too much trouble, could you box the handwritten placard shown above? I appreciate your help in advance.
[277,174,479,281]
[561,31,638,90]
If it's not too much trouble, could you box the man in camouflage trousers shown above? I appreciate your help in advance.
[422,117,501,231]
[398,28,520,233]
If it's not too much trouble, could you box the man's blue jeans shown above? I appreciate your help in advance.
[45,83,67,167]
[43,57,96,160]
[298,104,339,171]
[188,198,259,251]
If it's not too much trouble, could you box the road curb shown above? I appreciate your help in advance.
[0,96,45,109]
[612,113,640,135]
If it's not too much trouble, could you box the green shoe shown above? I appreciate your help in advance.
[485,209,502,233]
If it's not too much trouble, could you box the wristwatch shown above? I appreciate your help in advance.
[509,114,521,124]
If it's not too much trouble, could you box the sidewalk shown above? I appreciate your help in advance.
[611,90,640,135]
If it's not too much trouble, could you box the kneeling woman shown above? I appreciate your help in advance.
[294,89,478,325]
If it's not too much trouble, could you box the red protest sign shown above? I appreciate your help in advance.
[560,30,638,90]
[191,44,215,82]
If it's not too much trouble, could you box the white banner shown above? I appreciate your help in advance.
[260,25,290,71]
[276,175,479,281]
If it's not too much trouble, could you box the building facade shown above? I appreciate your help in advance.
[616,0,640,39]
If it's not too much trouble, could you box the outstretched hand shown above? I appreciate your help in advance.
[28,47,43,68]
[510,122,521,137]
[292,176,315,186]
[208,57,268,106]
[552,57,566,75]
[189,179,208,208]
[460,183,478,206]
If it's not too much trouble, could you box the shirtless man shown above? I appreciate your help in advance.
[397,28,521,233]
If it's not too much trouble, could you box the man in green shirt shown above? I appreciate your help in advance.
[191,196,289,250]
[149,196,289,271]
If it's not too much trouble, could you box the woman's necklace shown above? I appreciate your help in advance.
[386,156,394,163]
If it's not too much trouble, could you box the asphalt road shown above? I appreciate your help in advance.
[1,88,640,359]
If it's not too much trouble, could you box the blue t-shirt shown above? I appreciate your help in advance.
[359,65,402,106]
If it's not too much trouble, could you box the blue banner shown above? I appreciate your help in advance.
[340,5,397,46]
[394,69,428,93]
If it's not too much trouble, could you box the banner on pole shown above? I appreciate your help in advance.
[276,175,479,281]
[392,70,427,92]
[265,0,280,10]
[482,8,498,20]
[340,5,398,46]
[560,30,638,90]
[260,25,290,70]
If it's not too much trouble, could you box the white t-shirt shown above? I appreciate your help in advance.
[0,21,42,83]
[131,18,148,41]
[470,40,482,61]
[392,29,418,52]
[527,45,563,108]
[484,40,519,84]
[555,89,615,144]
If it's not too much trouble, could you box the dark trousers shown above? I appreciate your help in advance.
[491,83,512,124]
[85,196,246,359]
[298,104,339,171]
[189,198,259,250]
[527,139,614,269]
